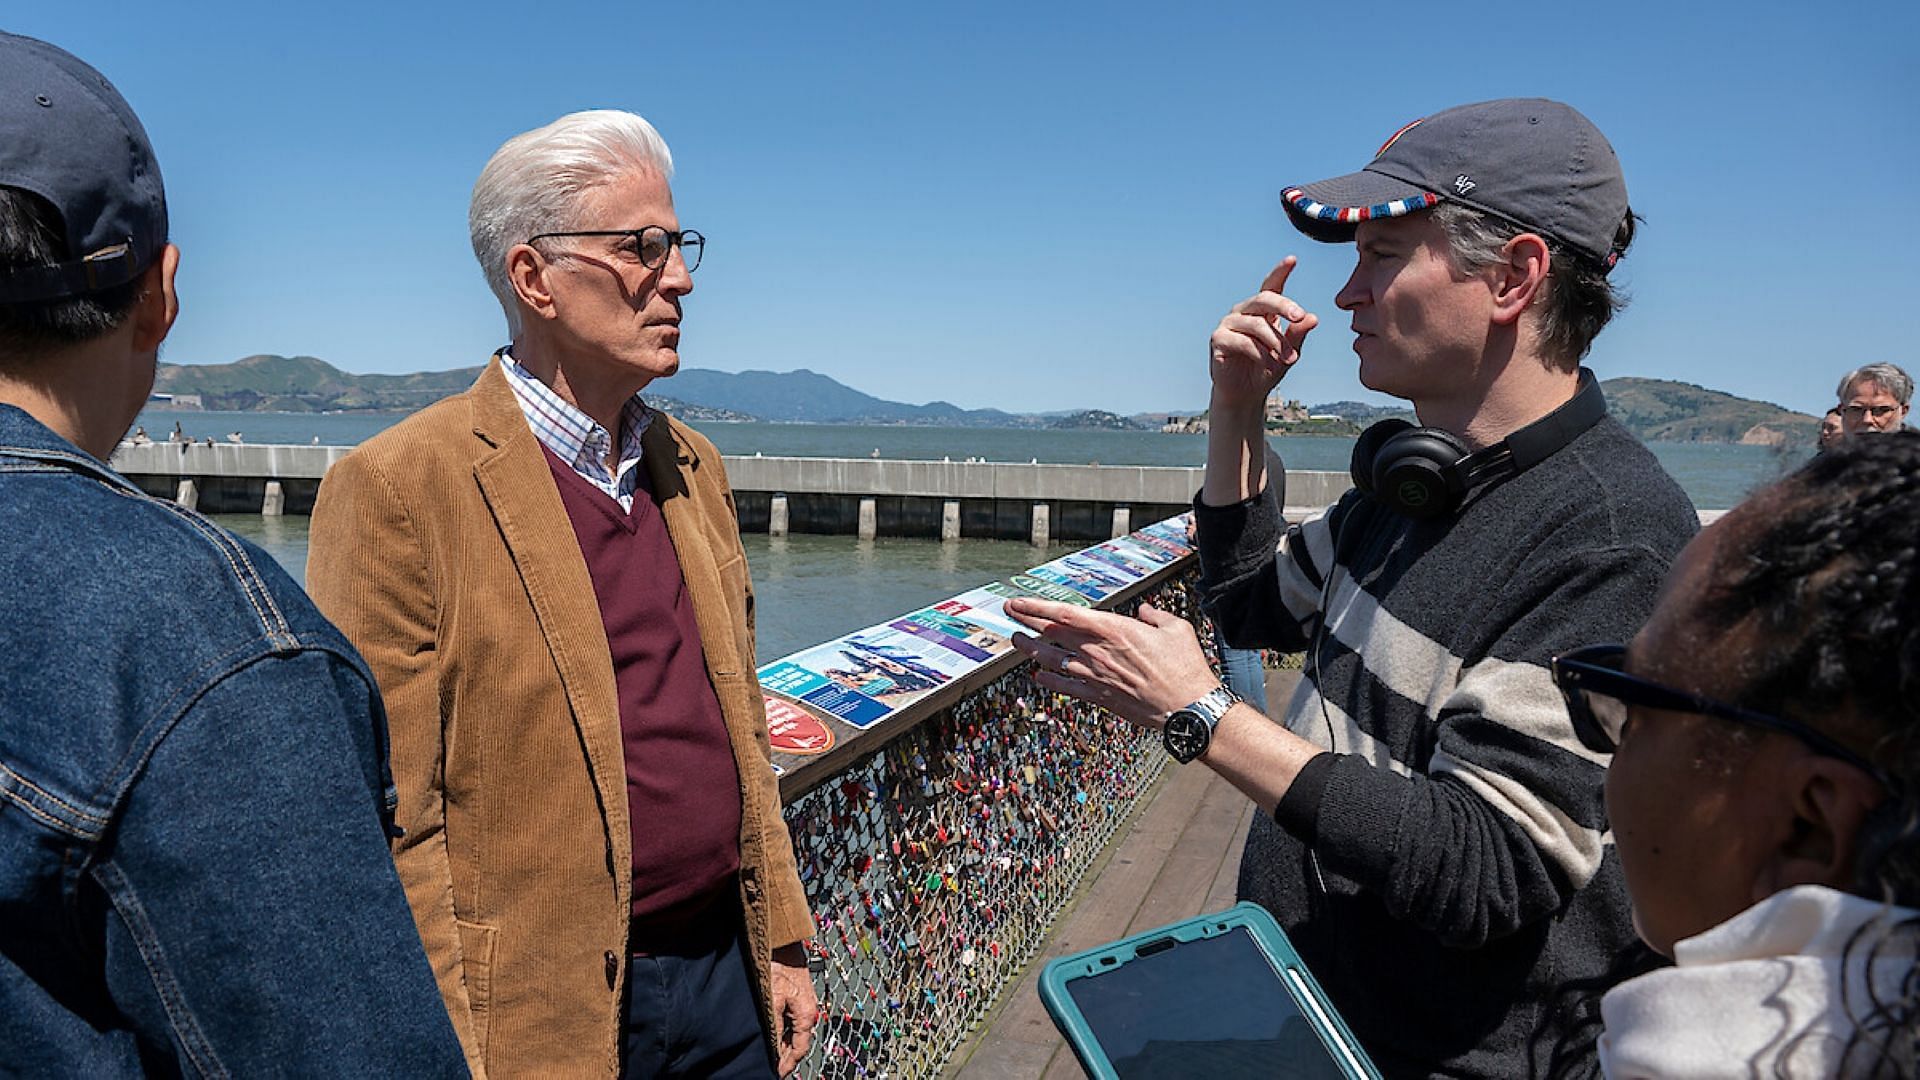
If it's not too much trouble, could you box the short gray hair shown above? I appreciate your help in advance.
[468,110,674,335]
[1428,201,1636,372]
[1837,362,1914,405]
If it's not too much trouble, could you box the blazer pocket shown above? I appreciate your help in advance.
[455,918,499,1066]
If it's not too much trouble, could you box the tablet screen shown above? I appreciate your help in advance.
[1063,925,1349,1079]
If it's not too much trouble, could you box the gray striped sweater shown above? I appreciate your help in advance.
[1195,415,1697,1078]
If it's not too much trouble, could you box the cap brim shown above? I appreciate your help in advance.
[1281,167,1440,243]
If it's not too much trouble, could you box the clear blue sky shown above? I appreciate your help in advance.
[14,1,1916,417]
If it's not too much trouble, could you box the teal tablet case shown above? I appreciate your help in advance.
[1038,902,1381,1079]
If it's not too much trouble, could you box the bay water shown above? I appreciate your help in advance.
[157,405,1806,658]
[213,516,1057,664]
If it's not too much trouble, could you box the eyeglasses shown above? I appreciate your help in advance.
[1549,644,1887,782]
[527,226,704,272]
[1840,403,1902,421]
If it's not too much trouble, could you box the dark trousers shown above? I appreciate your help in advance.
[621,913,777,1079]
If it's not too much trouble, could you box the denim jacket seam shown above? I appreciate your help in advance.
[0,762,109,835]
[90,860,232,1080]
[110,484,297,647]
[0,443,119,478]
[87,638,370,833]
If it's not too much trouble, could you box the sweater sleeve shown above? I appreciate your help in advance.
[1291,542,1675,948]
[1195,472,1351,654]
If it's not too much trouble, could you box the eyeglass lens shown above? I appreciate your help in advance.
[1842,404,1895,419]
[637,227,703,272]
[1566,686,1627,753]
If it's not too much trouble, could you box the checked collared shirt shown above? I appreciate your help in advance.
[500,348,654,512]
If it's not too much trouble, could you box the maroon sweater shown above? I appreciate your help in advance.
[544,448,742,927]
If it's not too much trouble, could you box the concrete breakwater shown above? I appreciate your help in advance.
[108,442,1355,543]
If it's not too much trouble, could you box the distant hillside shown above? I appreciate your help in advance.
[1310,400,1417,425]
[1308,382,1818,446]
[157,356,1034,425]
[1601,377,1818,446]
[152,356,1823,445]
[1045,409,1148,431]
[662,368,1025,426]
[634,396,758,423]
[155,355,480,412]
[155,355,754,420]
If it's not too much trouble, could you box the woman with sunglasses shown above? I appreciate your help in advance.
[1552,431,1918,1076]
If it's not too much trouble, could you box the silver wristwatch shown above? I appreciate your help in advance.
[1162,686,1240,764]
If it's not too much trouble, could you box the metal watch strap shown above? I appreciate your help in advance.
[1184,686,1240,727]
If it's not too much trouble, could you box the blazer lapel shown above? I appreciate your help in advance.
[467,359,632,874]
[642,416,743,680]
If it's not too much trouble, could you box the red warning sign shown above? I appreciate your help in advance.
[765,697,835,755]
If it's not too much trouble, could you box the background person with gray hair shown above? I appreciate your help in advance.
[309,109,816,1078]
[1835,362,1912,436]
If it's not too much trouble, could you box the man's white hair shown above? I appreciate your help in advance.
[468,110,674,335]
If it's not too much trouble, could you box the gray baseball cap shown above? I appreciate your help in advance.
[1282,98,1629,271]
[0,32,167,303]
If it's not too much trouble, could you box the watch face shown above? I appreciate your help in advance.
[1163,710,1210,763]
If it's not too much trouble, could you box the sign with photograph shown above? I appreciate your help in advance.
[757,513,1197,749]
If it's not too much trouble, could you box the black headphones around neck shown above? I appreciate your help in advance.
[1350,370,1607,520]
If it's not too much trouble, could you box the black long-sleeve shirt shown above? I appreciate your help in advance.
[1196,414,1697,1078]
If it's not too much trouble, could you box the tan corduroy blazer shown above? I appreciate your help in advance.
[307,358,812,1078]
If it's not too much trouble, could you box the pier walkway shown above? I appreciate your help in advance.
[945,668,1299,1079]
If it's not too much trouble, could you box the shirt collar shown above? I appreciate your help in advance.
[498,348,652,480]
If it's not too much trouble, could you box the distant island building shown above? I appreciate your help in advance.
[1266,396,1309,424]
[1163,394,1319,435]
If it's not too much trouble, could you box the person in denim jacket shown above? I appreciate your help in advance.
[0,32,466,1076]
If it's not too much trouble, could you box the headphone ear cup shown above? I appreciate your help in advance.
[1351,419,1414,497]
[1374,428,1470,519]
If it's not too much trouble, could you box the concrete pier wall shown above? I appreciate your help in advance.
[109,443,1358,538]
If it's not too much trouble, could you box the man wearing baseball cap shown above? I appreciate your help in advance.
[1008,99,1696,1073]
[0,31,465,1074]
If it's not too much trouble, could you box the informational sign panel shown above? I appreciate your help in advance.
[757,514,1194,740]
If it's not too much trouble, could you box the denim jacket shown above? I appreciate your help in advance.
[0,406,466,1077]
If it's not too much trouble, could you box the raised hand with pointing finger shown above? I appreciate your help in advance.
[1208,254,1319,410]
[1202,255,1317,506]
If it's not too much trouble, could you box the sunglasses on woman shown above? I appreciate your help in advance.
[1549,644,1887,784]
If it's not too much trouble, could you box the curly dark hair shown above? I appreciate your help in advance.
[1703,432,1920,897]
[1701,430,1920,1076]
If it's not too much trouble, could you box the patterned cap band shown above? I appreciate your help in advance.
[1282,187,1440,227]
[1278,101,1627,270]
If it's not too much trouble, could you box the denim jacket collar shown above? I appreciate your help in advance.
[0,403,134,490]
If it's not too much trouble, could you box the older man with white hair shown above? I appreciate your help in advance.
[1835,362,1912,436]
[309,111,816,1078]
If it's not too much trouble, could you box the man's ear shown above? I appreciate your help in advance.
[506,243,558,322]
[130,243,180,352]
[1488,232,1550,328]
[1753,756,1887,901]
